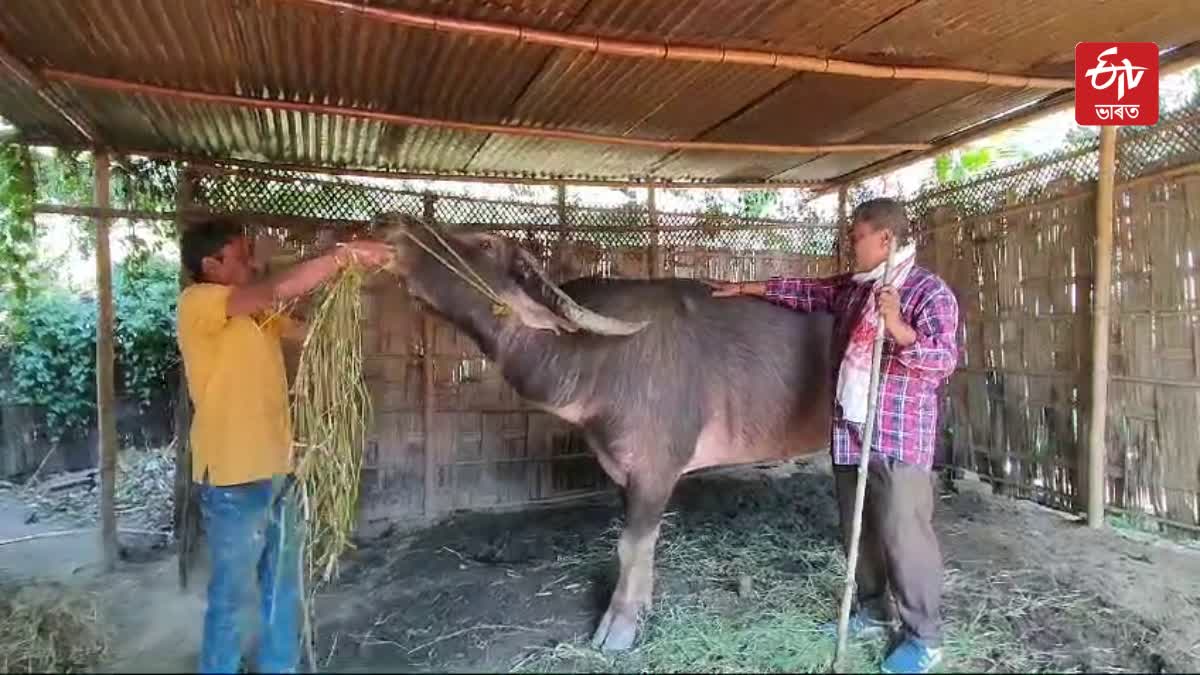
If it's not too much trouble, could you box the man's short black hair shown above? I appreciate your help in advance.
[852,197,911,245]
[180,218,244,283]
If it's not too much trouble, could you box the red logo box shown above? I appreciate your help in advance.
[1075,42,1158,126]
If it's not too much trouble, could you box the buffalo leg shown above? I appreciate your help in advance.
[591,475,674,652]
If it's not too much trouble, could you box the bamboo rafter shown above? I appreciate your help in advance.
[44,69,930,156]
[283,0,1074,90]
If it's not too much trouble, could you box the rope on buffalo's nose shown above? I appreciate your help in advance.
[832,239,897,674]
[394,221,512,316]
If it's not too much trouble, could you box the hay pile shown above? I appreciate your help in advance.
[291,264,372,584]
[0,583,107,673]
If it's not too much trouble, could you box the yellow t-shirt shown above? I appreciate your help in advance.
[176,283,296,486]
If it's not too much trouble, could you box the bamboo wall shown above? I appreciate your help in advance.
[909,105,1200,529]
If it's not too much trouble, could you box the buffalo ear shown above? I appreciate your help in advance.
[497,287,580,334]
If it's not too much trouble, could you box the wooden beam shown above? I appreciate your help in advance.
[94,152,118,571]
[1087,125,1117,530]
[284,0,1073,89]
[827,42,1200,187]
[0,38,97,144]
[43,69,931,156]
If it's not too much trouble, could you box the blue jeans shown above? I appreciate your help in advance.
[198,477,303,674]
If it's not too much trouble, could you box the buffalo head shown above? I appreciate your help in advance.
[375,213,648,337]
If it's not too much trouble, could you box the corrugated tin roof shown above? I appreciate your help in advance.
[0,0,1196,185]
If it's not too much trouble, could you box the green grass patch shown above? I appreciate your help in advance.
[511,475,1132,674]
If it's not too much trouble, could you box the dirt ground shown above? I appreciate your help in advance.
[3,458,1199,673]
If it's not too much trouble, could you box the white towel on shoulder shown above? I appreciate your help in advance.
[837,243,917,424]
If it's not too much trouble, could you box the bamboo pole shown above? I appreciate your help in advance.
[94,152,119,572]
[43,69,931,156]
[87,150,831,190]
[32,203,839,234]
[647,186,660,279]
[422,193,439,521]
[833,241,896,672]
[1086,125,1117,529]
[837,184,850,272]
[556,183,571,243]
[283,0,1072,89]
[174,166,199,589]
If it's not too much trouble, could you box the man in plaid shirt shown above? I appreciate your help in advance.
[707,198,959,674]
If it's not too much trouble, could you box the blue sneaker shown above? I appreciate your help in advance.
[819,613,890,641]
[881,638,943,674]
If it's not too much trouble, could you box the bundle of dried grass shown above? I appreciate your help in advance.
[0,583,108,673]
[291,264,373,585]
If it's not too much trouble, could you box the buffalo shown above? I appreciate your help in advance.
[378,214,834,651]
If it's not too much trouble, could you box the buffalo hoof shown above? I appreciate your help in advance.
[591,607,638,652]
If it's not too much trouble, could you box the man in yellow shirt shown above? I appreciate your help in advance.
[177,218,392,674]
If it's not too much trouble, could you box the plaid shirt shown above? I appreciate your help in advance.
[765,266,959,469]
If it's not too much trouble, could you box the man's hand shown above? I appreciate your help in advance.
[335,240,395,269]
[702,280,766,298]
[877,285,916,346]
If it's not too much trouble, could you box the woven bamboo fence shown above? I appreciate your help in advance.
[907,104,1200,530]
[189,169,839,525]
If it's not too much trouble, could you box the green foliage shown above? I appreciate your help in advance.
[0,255,180,441]
[736,190,778,220]
[1,288,97,441]
[0,144,37,299]
[114,255,179,411]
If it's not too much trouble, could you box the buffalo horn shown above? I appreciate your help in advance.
[516,249,649,336]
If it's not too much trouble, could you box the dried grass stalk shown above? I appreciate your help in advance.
[291,264,373,585]
[0,584,107,673]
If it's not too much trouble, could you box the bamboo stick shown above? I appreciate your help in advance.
[87,150,831,190]
[43,69,931,156]
[94,152,119,572]
[283,0,1073,89]
[1087,125,1117,529]
[833,241,896,672]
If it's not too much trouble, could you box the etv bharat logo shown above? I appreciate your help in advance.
[1075,43,1159,126]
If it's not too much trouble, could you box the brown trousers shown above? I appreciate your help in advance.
[834,456,943,644]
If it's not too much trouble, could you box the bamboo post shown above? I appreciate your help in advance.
[833,241,896,672]
[1086,125,1117,529]
[422,193,438,520]
[557,184,569,241]
[173,166,199,589]
[94,152,119,571]
[647,186,660,278]
[837,184,850,272]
